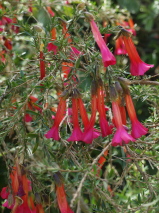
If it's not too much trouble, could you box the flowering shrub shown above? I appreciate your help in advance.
[0,0,159,212]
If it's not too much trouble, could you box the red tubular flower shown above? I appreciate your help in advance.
[47,28,58,54]
[125,94,148,138]
[62,62,74,80]
[88,18,116,67]
[97,85,112,137]
[3,37,12,50]
[36,204,45,213]
[116,98,126,126]
[96,150,109,176]
[46,6,55,17]
[40,50,46,80]
[67,97,83,142]
[53,172,74,213]
[81,81,100,144]
[62,21,72,44]
[45,96,67,141]
[78,98,89,128]
[112,100,135,146]
[122,34,154,75]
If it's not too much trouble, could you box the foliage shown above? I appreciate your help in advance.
[0,0,159,212]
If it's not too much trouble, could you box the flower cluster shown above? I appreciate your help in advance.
[0,160,44,213]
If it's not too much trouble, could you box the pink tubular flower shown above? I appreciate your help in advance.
[125,94,148,138]
[67,98,83,142]
[122,35,154,75]
[112,101,135,146]
[45,96,67,141]
[89,19,116,67]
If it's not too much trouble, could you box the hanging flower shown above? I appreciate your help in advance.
[118,77,148,139]
[121,29,154,75]
[85,12,116,67]
[97,80,112,137]
[67,92,83,142]
[45,95,67,141]
[53,172,74,213]
[46,6,55,17]
[112,100,135,146]
[110,86,135,146]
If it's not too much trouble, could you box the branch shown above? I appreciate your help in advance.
[129,80,159,86]
[70,143,110,208]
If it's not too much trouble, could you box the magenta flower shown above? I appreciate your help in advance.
[70,46,82,60]
[81,94,99,144]
[89,19,116,67]
[112,127,135,146]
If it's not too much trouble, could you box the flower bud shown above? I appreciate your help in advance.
[109,86,118,101]
[84,12,94,21]
[53,172,64,186]
[117,77,130,94]
[115,81,123,96]
[35,193,42,204]
[91,80,98,96]
[77,3,86,11]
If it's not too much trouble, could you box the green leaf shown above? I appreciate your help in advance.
[32,136,39,153]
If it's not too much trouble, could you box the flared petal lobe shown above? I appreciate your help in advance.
[112,127,135,146]
[112,101,135,146]
[45,126,60,141]
[125,94,148,138]
[131,120,148,139]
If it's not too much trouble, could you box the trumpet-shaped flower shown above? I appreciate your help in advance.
[81,94,98,144]
[67,98,83,142]
[122,35,154,75]
[97,86,112,137]
[53,172,74,213]
[45,97,67,141]
[89,19,116,67]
